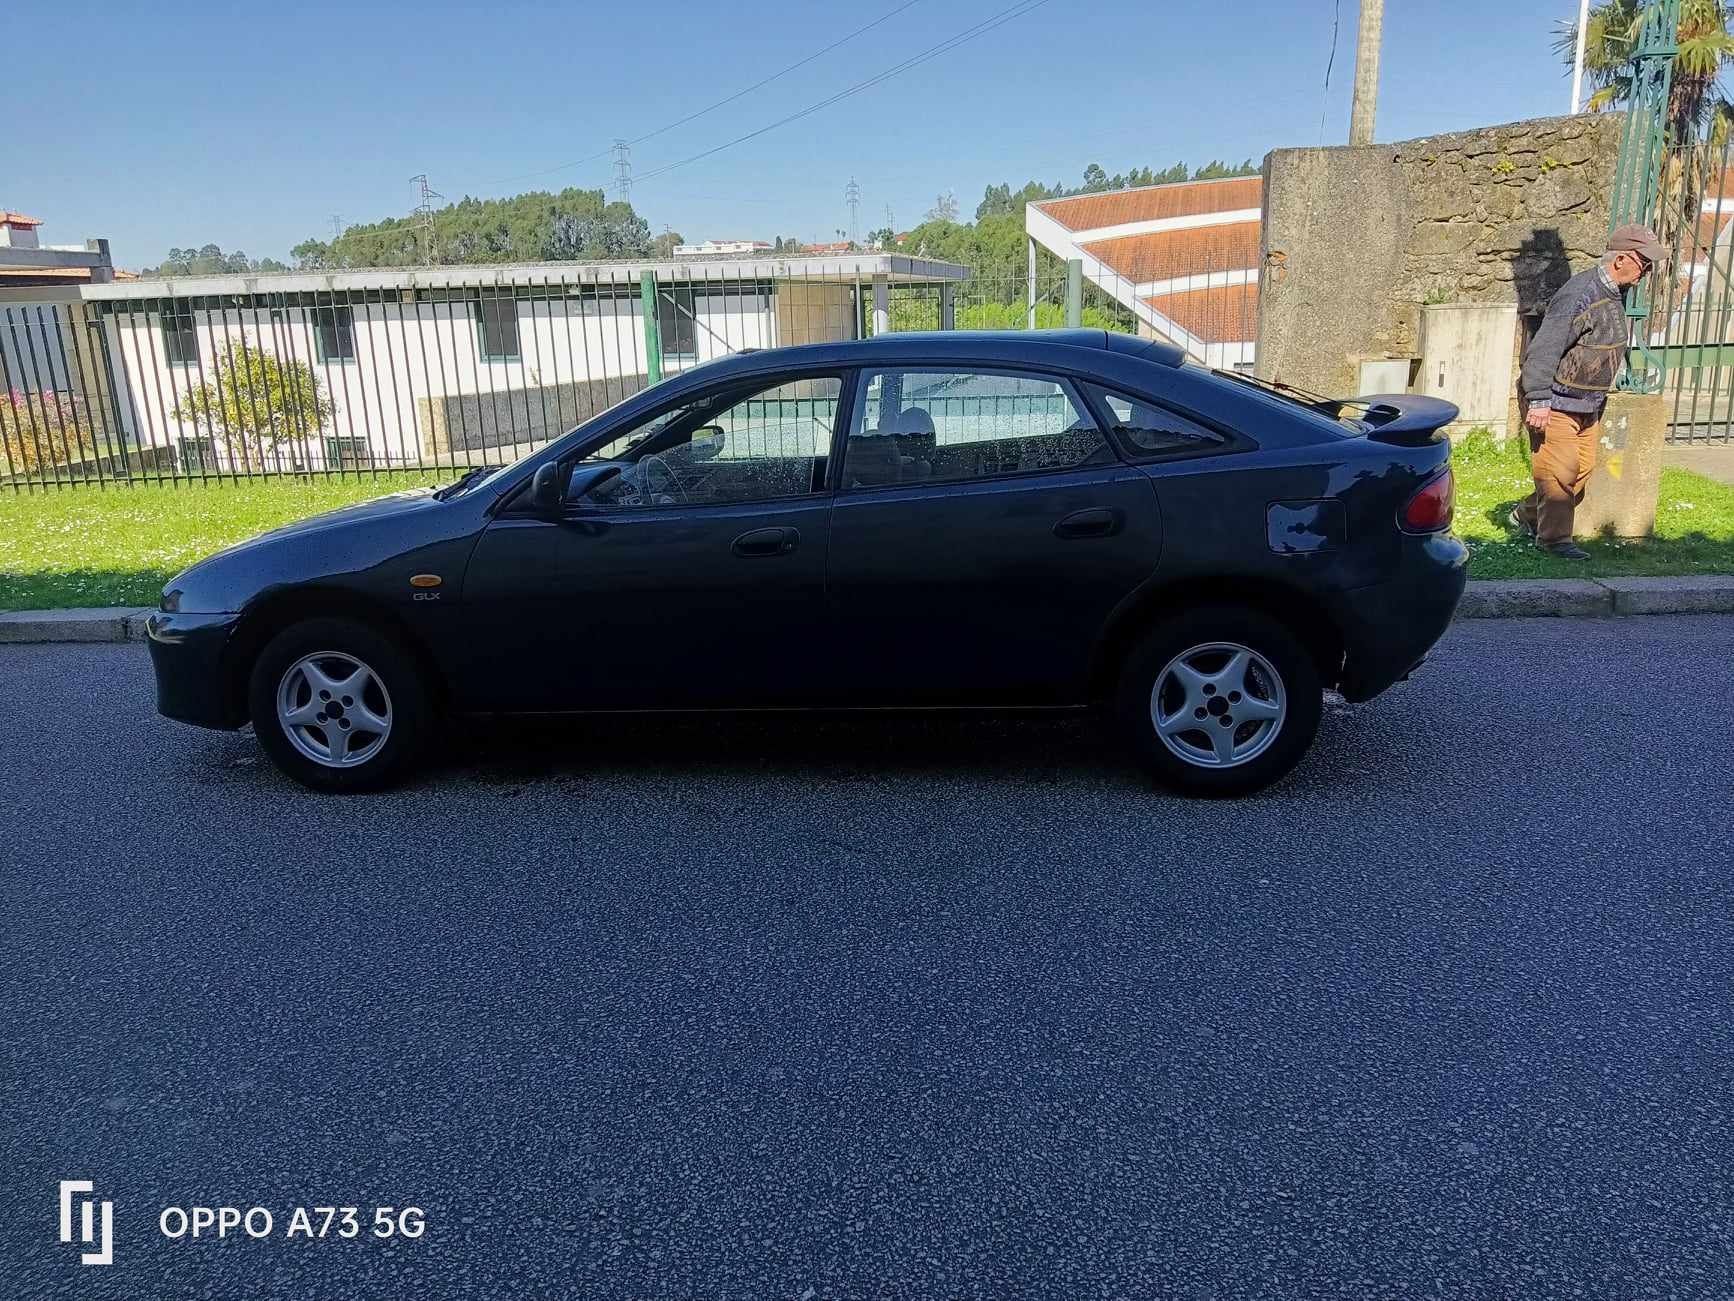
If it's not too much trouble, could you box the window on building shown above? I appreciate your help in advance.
[474,294,521,362]
[161,306,198,367]
[843,369,1105,489]
[313,303,356,363]
[658,285,698,360]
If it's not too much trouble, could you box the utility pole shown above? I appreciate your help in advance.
[845,177,861,247]
[329,214,344,241]
[612,140,633,207]
[1348,0,1383,146]
[1570,0,1591,112]
[410,173,442,264]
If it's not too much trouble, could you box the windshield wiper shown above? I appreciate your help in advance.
[433,466,494,500]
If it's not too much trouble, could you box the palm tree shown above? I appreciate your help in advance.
[1556,0,1734,142]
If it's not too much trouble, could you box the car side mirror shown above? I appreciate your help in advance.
[529,462,564,513]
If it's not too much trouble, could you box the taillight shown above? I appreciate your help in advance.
[1400,468,1454,533]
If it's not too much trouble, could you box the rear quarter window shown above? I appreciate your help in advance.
[1088,385,1233,458]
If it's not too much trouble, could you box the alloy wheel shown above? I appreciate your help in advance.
[1150,641,1287,769]
[275,651,393,769]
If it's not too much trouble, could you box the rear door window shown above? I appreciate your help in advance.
[843,368,1107,489]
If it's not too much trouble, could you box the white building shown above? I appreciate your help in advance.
[56,254,965,475]
[672,239,773,257]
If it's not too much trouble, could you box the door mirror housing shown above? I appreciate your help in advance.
[528,462,564,513]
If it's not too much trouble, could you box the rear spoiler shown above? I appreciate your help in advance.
[1347,393,1460,446]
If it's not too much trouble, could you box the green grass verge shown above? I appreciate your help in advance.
[1,436,1731,611]
[0,473,435,610]
[1452,429,1734,579]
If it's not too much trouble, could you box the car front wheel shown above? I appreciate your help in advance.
[1114,606,1321,797]
[247,616,429,793]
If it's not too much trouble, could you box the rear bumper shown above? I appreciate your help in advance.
[1332,533,1468,702]
[146,611,245,729]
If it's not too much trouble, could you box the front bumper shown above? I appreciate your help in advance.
[145,611,245,729]
[1333,533,1469,702]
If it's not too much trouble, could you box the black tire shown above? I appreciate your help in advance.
[247,616,429,793]
[1112,605,1322,797]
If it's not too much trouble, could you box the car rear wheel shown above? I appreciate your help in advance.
[1113,606,1321,797]
[248,617,428,793]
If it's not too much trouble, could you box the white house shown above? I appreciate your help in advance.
[71,253,967,475]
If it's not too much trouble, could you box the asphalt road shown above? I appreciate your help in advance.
[4,615,1733,1300]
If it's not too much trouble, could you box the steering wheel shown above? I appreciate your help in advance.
[638,452,688,504]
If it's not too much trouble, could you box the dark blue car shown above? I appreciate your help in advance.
[146,330,1466,796]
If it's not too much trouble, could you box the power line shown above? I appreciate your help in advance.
[479,0,928,190]
[630,0,1052,190]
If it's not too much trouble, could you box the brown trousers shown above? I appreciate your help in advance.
[1516,408,1599,546]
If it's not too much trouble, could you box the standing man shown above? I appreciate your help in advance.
[1514,224,1664,558]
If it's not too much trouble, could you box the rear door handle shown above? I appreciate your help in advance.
[732,526,799,558]
[1053,508,1121,540]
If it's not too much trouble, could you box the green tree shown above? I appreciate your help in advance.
[1,388,98,475]
[290,187,652,269]
[145,245,289,276]
[1557,0,1734,138]
[173,340,333,460]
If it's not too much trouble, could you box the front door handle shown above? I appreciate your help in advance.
[1053,508,1121,540]
[732,526,799,558]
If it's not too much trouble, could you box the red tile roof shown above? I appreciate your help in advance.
[1037,177,1261,232]
[1142,283,1258,342]
[1082,225,1262,285]
[1031,177,1263,345]
[1,211,44,227]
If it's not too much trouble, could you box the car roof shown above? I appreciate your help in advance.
[677,329,1186,385]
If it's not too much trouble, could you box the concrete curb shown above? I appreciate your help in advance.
[1,578,1732,644]
[0,607,153,644]
[1454,575,1734,618]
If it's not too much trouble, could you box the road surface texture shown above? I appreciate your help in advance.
[4,616,1733,1300]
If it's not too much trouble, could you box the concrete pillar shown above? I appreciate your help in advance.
[871,275,889,337]
[1578,390,1666,537]
[939,282,956,330]
[1065,259,1083,328]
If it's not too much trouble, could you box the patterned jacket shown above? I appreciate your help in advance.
[1520,265,1630,414]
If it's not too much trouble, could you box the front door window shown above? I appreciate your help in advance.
[578,376,842,508]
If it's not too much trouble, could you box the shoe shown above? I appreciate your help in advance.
[1508,507,1536,539]
[1541,541,1591,560]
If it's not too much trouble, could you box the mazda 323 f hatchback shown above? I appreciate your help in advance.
[146,331,1466,796]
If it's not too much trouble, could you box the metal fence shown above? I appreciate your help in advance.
[1605,0,1734,444]
[0,253,1184,492]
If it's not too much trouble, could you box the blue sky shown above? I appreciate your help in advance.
[24,0,1583,268]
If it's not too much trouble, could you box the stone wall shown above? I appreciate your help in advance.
[1256,113,1626,401]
